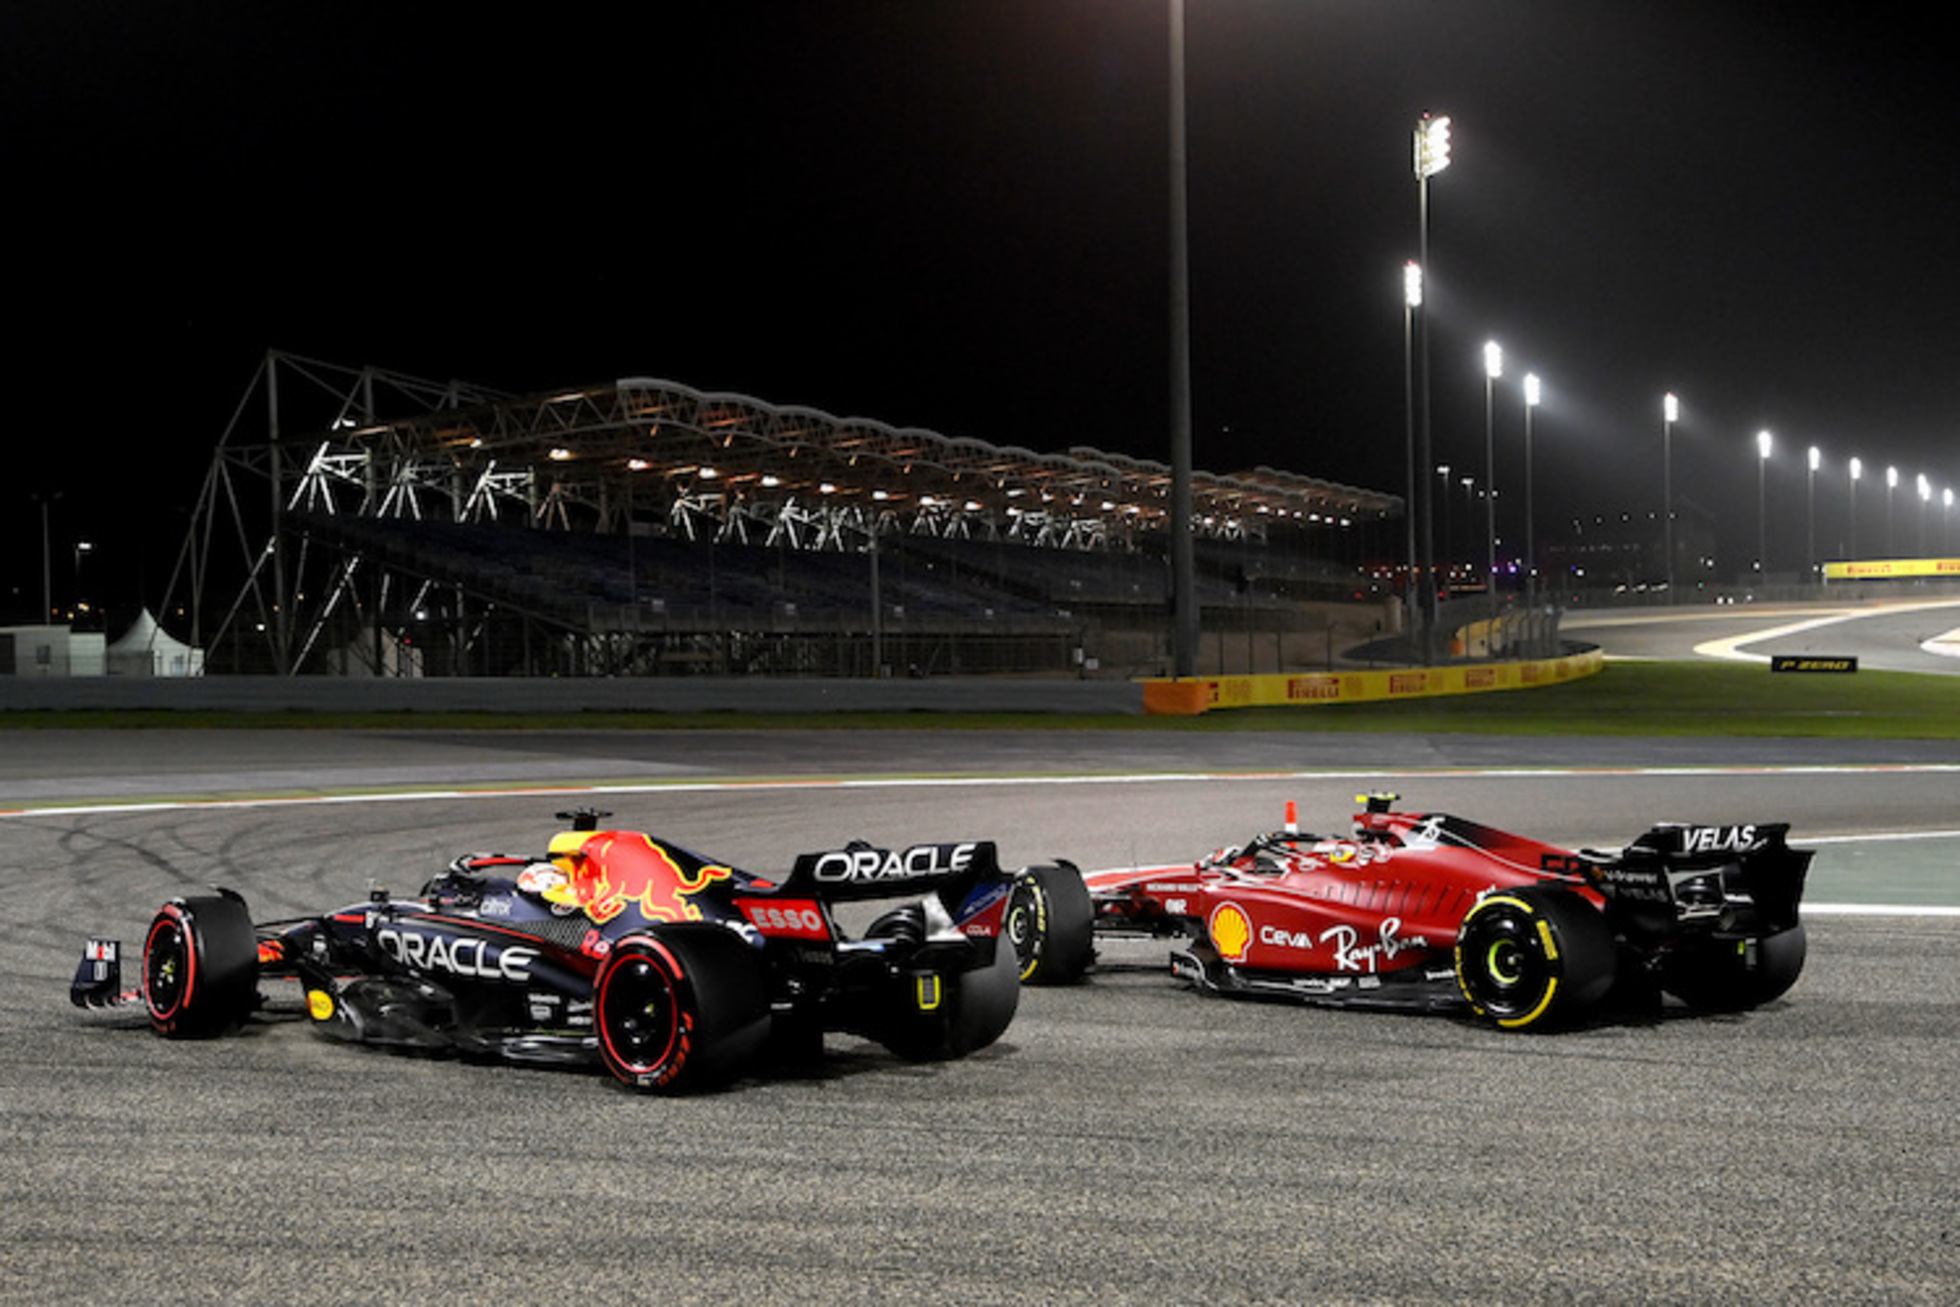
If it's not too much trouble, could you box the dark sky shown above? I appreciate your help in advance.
[8,3,1958,622]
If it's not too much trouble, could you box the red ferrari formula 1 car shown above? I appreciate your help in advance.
[1007,794,1811,1030]
[72,809,1023,1092]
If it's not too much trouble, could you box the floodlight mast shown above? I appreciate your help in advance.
[1849,456,1863,559]
[1662,393,1679,592]
[1411,112,1451,660]
[1756,430,1773,575]
[1523,373,1541,606]
[1401,261,1423,638]
[1482,340,1502,622]
[1168,0,1196,677]
[1807,446,1821,583]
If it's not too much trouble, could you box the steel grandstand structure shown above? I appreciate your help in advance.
[168,352,1401,678]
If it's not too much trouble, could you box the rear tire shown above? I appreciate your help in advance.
[1454,887,1616,1031]
[594,926,769,1093]
[867,906,1021,1062]
[1662,923,1806,1013]
[144,895,258,1039]
[1006,863,1095,985]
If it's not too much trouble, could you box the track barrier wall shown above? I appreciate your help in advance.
[1141,645,1604,716]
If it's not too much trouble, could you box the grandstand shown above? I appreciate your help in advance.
[167,353,1403,678]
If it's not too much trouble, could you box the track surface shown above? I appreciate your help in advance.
[6,730,1958,1304]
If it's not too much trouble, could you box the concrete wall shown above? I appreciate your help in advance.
[0,674,1145,716]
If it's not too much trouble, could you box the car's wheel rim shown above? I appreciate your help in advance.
[144,918,190,1020]
[602,955,679,1074]
[1006,883,1046,979]
[1463,909,1551,1018]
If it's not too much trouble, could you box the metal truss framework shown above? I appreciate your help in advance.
[172,352,1400,674]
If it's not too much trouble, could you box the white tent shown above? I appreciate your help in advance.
[106,609,204,677]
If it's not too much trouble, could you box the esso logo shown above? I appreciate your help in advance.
[739,900,831,941]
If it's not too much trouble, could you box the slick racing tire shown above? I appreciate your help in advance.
[866,907,1021,1061]
[1661,923,1807,1013]
[1454,886,1616,1031]
[1006,862,1095,986]
[595,926,770,1094]
[144,894,259,1039]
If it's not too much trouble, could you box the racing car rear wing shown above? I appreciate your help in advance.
[1590,822,1810,938]
[774,840,1005,901]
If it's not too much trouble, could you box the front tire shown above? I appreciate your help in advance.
[144,894,258,1039]
[1662,923,1806,1013]
[594,926,770,1093]
[1455,887,1616,1031]
[1006,863,1095,985]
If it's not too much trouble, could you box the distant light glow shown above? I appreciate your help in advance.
[1403,261,1423,309]
[1483,340,1503,380]
[1888,465,1899,488]
[1851,457,1863,481]
[1808,445,1821,472]
[1663,392,1679,424]
[1523,373,1541,407]
[1756,430,1772,460]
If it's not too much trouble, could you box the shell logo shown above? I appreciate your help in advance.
[1210,901,1253,963]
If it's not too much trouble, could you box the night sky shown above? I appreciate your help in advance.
[9,3,1958,624]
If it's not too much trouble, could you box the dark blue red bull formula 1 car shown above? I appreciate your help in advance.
[1008,794,1811,1030]
[71,809,1025,1092]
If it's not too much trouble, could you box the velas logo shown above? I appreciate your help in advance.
[1210,901,1252,963]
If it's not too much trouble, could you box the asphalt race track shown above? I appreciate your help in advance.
[4,729,1958,1304]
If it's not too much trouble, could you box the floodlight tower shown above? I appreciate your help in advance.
[1918,473,1932,554]
[1849,457,1863,559]
[1662,393,1679,593]
[1886,465,1899,555]
[1523,372,1541,607]
[1483,340,1503,621]
[1402,261,1423,636]
[1168,0,1197,676]
[1756,430,1773,575]
[1807,446,1821,584]
[1413,112,1451,657]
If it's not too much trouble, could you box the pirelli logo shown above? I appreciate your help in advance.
[1769,655,1857,673]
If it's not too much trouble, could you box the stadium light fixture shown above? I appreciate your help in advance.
[1806,446,1822,583]
[1411,111,1453,662]
[1168,0,1196,677]
[1919,473,1933,554]
[1401,259,1423,636]
[1887,465,1899,554]
[1661,393,1679,591]
[1756,431,1773,574]
[1522,373,1541,605]
[1482,342,1502,615]
[1414,114,1452,179]
[1849,457,1863,558]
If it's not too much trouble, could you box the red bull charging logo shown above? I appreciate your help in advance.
[553,832,732,926]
